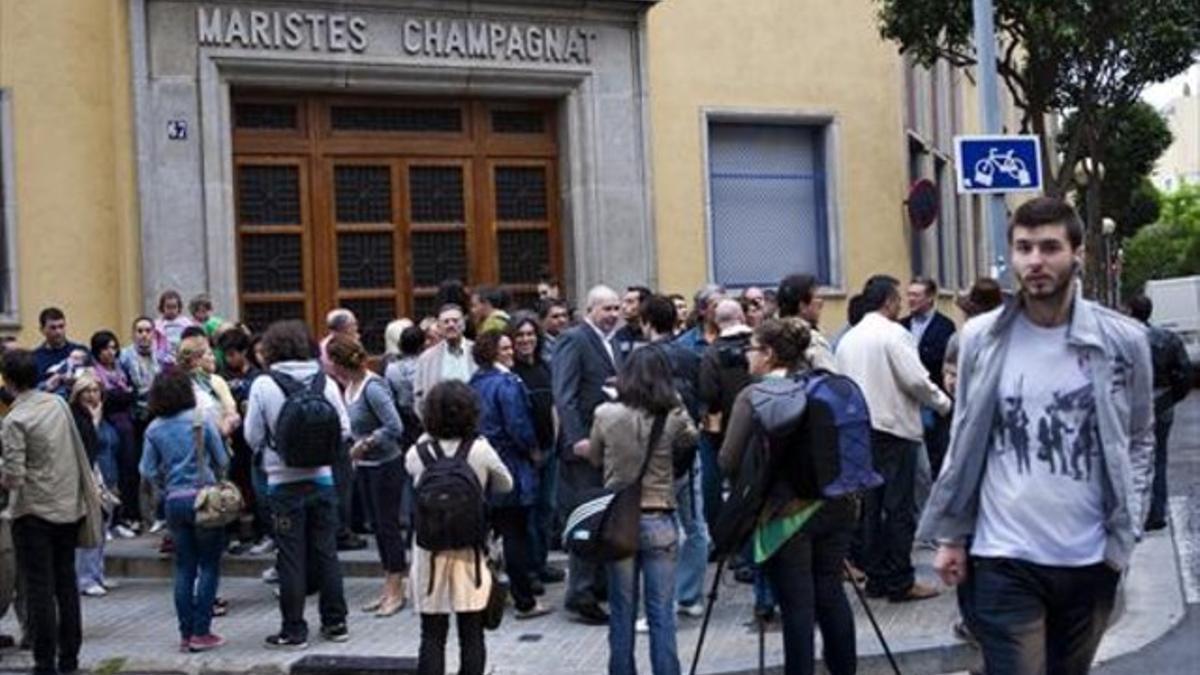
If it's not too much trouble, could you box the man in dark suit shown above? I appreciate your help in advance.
[552,285,621,624]
[901,277,956,389]
[901,277,956,476]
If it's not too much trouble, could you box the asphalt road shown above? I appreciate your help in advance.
[1094,389,1200,675]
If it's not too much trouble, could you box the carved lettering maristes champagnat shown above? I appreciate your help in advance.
[197,6,596,65]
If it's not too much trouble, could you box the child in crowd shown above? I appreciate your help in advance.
[154,290,197,361]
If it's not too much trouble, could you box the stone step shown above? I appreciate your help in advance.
[102,535,384,579]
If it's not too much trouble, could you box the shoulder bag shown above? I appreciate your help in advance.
[192,410,244,528]
[563,412,666,562]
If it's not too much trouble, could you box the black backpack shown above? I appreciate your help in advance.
[710,406,779,558]
[268,372,342,468]
[414,437,489,592]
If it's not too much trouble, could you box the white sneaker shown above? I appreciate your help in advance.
[635,617,649,633]
[81,584,107,597]
[113,524,137,539]
[677,602,704,618]
[249,538,277,556]
[148,519,166,534]
[101,578,121,590]
[262,566,279,584]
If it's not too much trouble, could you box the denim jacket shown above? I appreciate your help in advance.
[916,289,1155,571]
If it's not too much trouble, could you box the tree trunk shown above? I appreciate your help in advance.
[1030,111,1062,198]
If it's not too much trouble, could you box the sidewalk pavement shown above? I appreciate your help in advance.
[2,395,1194,675]
[0,545,978,675]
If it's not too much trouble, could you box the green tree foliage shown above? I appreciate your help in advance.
[876,0,1200,299]
[1122,184,1200,297]
[1061,102,1172,239]
[875,0,1200,194]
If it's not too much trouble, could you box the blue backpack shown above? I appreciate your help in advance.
[711,369,881,557]
[798,370,883,499]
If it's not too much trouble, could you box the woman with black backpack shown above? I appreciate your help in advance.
[585,346,698,675]
[405,380,512,675]
[718,318,857,675]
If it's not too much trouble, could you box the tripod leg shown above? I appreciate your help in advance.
[688,557,728,675]
[843,560,902,675]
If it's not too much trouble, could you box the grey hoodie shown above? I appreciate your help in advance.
[244,360,351,487]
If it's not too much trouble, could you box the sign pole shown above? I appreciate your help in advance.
[973,0,1010,286]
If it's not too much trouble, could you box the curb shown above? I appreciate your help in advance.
[103,550,381,580]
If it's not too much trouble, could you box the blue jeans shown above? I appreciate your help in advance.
[75,545,105,589]
[673,468,709,607]
[528,451,559,573]
[166,496,226,639]
[1146,416,1173,525]
[269,482,347,640]
[607,513,681,675]
[697,434,723,533]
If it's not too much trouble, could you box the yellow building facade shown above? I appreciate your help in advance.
[0,0,1002,350]
[645,0,997,324]
[0,0,141,346]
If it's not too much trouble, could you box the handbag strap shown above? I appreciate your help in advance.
[192,409,218,487]
[633,412,668,486]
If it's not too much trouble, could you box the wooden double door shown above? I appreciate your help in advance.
[232,93,561,351]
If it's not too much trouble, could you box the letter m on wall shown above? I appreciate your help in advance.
[198,7,223,45]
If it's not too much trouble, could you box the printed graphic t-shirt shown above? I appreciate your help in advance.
[971,313,1107,566]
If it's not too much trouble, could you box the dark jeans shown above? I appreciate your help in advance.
[120,416,148,524]
[251,452,273,540]
[13,516,82,675]
[361,456,409,573]
[862,431,918,598]
[972,557,1120,675]
[698,433,723,533]
[764,500,857,675]
[165,497,225,639]
[269,482,347,639]
[492,506,536,612]
[332,449,356,538]
[1146,417,1173,525]
[418,610,485,675]
[925,412,952,480]
[558,457,606,608]
[528,451,559,573]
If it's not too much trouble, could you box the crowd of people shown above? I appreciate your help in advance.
[0,195,1193,675]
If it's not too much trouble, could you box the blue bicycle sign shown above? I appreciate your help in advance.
[955,135,1042,194]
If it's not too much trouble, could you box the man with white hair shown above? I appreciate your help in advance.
[319,308,359,373]
[552,285,621,625]
[315,308,367,550]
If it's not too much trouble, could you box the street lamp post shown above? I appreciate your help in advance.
[1102,217,1117,308]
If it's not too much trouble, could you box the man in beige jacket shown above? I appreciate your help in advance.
[413,304,477,419]
[835,275,951,603]
[1,348,90,675]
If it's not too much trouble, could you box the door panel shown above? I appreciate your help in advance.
[234,158,313,333]
[232,93,559,348]
[405,160,472,320]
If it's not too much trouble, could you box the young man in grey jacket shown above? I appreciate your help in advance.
[245,320,352,650]
[920,197,1155,675]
